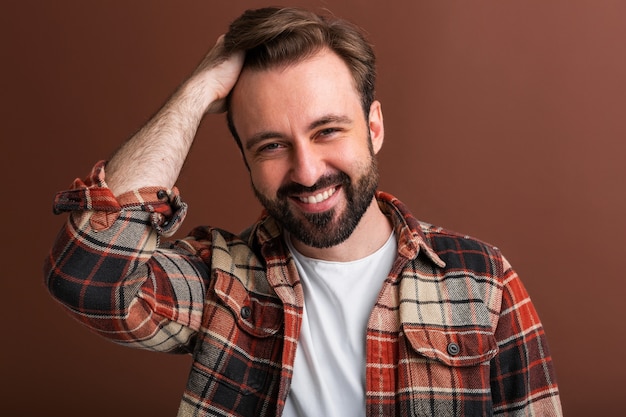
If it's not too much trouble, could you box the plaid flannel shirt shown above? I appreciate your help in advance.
[45,161,562,416]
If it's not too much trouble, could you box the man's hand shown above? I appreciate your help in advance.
[191,35,245,114]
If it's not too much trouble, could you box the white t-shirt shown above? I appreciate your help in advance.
[282,232,397,417]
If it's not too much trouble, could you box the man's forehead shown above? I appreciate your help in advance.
[229,48,363,139]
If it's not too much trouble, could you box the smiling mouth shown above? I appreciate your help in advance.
[296,187,337,204]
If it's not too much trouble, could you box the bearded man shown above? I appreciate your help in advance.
[45,7,562,417]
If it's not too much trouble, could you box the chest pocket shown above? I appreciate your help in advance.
[185,270,283,414]
[213,269,283,338]
[403,325,498,367]
[393,247,504,415]
[399,326,499,416]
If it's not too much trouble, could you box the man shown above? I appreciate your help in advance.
[45,7,562,417]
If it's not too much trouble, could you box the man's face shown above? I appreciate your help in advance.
[230,48,384,248]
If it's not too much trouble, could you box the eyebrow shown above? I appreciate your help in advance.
[308,114,353,131]
[244,114,354,151]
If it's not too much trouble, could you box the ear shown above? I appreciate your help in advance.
[368,100,384,154]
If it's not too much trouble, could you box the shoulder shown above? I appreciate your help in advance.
[419,222,506,277]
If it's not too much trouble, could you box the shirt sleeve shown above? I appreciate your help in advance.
[490,257,563,416]
[44,161,211,353]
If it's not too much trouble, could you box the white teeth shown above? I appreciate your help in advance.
[298,187,336,204]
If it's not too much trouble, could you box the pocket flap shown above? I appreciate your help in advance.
[213,270,283,337]
[404,325,498,367]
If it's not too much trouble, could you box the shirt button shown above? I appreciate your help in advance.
[447,342,460,356]
[240,306,252,319]
[157,189,168,200]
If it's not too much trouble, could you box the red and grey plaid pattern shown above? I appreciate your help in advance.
[44,163,562,416]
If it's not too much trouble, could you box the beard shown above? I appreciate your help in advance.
[253,155,379,249]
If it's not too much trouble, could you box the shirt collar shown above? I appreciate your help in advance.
[376,191,446,268]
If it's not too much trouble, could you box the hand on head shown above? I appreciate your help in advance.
[192,35,245,115]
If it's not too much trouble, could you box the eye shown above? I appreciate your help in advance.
[317,127,339,138]
[258,142,284,153]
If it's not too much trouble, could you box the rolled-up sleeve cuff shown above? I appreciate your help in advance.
[52,160,187,237]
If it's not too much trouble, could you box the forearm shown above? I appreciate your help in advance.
[105,77,210,195]
[105,36,244,196]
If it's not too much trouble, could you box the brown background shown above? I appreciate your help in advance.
[2,0,625,415]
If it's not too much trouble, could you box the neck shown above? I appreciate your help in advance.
[290,197,393,262]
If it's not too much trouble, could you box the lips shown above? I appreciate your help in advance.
[277,172,350,212]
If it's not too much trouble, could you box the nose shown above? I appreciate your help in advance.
[289,142,325,187]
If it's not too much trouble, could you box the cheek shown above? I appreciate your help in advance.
[250,164,284,195]
[336,144,372,171]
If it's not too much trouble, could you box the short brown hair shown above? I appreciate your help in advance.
[223,7,376,148]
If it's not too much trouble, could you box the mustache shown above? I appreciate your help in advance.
[277,172,350,198]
